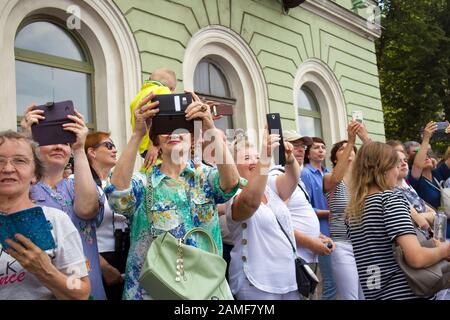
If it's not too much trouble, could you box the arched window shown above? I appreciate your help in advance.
[297,86,323,138]
[14,18,95,129]
[194,58,235,133]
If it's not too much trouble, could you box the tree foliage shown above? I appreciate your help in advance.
[376,0,450,154]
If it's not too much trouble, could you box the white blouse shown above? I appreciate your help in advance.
[225,180,297,295]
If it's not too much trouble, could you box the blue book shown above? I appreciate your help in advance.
[0,207,56,251]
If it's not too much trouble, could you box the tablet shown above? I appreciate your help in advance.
[31,101,76,146]
[0,207,56,251]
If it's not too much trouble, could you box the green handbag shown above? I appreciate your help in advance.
[138,227,234,300]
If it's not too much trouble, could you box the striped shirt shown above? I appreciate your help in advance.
[326,180,349,241]
[346,191,433,300]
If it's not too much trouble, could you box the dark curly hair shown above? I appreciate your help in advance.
[330,140,358,168]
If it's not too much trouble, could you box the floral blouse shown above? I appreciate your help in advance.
[105,161,239,300]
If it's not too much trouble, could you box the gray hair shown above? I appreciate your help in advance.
[403,140,420,152]
[0,130,44,181]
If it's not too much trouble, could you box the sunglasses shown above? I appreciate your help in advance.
[92,141,116,150]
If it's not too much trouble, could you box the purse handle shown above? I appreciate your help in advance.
[182,227,218,255]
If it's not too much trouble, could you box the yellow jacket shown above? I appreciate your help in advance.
[130,80,172,155]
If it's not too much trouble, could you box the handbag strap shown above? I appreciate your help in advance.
[273,213,296,255]
[145,172,154,233]
[183,227,218,255]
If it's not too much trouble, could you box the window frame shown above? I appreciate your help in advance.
[14,15,96,130]
[194,58,236,130]
[297,86,323,137]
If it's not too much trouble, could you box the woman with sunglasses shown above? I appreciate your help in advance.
[105,91,240,300]
[85,132,128,300]
[20,105,107,300]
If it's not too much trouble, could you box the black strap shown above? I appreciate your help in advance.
[274,215,296,255]
[269,167,310,202]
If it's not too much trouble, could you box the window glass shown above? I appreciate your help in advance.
[15,60,92,123]
[15,21,85,61]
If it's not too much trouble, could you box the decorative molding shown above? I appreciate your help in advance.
[294,58,347,149]
[301,0,381,40]
[183,26,268,147]
[0,0,141,156]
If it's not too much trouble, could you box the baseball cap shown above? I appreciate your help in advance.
[283,130,313,146]
[283,130,302,142]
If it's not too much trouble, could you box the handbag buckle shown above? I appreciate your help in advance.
[175,238,187,282]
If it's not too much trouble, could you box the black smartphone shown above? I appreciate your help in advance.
[266,113,286,166]
[151,93,197,136]
[0,207,56,251]
[31,100,76,146]
[436,121,449,132]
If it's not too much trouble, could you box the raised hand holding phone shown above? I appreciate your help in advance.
[352,110,363,124]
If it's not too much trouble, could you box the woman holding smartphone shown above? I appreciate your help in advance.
[21,105,107,300]
[225,131,300,300]
[106,91,240,300]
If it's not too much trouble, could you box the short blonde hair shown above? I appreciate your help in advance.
[229,136,254,162]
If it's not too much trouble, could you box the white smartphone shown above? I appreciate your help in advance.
[352,110,363,124]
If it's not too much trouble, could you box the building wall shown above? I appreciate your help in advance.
[114,0,385,142]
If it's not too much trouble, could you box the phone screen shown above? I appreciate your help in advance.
[436,121,449,132]
[352,111,363,124]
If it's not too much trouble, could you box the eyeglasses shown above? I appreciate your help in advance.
[0,156,32,168]
[291,142,308,150]
[92,141,116,150]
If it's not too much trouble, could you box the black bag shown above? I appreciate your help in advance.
[295,257,319,298]
[274,217,320,298]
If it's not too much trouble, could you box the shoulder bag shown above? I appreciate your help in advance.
[138,173,233,300]
[274,214,319,298]
[393,227,450,296]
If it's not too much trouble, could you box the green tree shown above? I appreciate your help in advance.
[376,0,450,154]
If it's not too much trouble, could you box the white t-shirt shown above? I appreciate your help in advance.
[96,182,128,253]
[226,183,297,295]
[0,206,88,300]
[269,168,321,263]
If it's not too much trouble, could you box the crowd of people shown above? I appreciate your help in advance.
[1,67,450,300]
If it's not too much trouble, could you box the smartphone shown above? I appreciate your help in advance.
[266,113,286,166]
[0,207,56,251]
[436,121,449,132]
[211,103,233,116]
[31,100,76,146]
[352,110,363,124]
[151,93,197,136]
